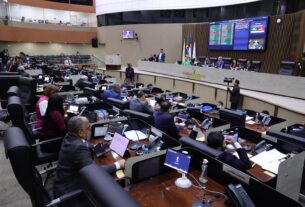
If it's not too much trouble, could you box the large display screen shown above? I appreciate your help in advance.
[208,16,268,51]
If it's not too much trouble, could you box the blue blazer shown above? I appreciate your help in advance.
[154,112,180,139]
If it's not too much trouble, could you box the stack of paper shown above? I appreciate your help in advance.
[124,130,147,142]
[250,149,287,174]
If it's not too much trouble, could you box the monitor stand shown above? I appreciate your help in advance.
[175,173,192,189]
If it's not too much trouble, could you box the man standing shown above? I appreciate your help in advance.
[227,79,240,110]
[53,116,125,207]
[130,90,154,114]
[125,63,134,82]
[157,49,166,63]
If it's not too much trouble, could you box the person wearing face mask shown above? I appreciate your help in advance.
[53,116,125,207]
[207,131,251,171]
[129,90,154,115]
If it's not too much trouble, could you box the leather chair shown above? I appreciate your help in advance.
[84,87,101,98]
[106,97,129,110]
[179,136,222,158]
[238,59,247,69]
[18,76,37,111]
[279,61,295,75]
[0,86,20,123]
[4,127,82,207]
[80,164,140,207]
[7,96,61,165]
[250,60,261,72]
[223,57,232,69]
[122,109,154,126]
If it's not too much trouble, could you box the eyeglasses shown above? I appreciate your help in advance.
[81,125,91,131]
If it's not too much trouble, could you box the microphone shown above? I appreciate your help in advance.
[122,124,128,135]
[128,117,143,151]
[77,106,87,117]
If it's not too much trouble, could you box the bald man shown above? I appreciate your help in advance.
[53,116,125,207]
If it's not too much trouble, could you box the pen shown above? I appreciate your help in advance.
[252,163,256,168]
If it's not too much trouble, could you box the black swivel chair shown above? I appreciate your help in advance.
[80,164,140,207]
[122,109,154,126]
[238,59,247,69]
[250,61,261,72]
[18,76,37,111]
[279,61,295,75]
[7,96,61,165]
[223,57,232,69]
[106,97,129,110]
[4,127,82,207]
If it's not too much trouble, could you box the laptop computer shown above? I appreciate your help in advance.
[109,133,129,157]
[67,104,80,114]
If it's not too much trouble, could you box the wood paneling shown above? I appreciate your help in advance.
[8,0,95,13]
[0,25,97,43]
[183,10,305,74]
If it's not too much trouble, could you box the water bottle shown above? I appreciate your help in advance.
[233,128,238,142]
[199,159,208,184]
[255,112,259,124]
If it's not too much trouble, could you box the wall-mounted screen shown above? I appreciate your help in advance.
[208,16,268,51]
[122,30,136,39]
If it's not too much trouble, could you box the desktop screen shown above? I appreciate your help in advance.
[94,126,108,137]
[68,105,79,113]
[208,16,268,51]
[122,30,135,39]
[109,132,129,157]
[164,149,191,174]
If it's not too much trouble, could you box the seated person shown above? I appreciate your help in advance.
[35,85,59,128]
[244,60,252,70]
[183,55,191,65]
[230,59,239,70]
[41,94,67,152]
[207,131,251,171]
[215,56,224,69]
[129,90,154,114]
[53,116,125,207]
[204,57,211,66]
[121,78,132,89]
[74,75,88,90]
[154,101,180,139]
[217,101,224,110]
[103,84,121,101]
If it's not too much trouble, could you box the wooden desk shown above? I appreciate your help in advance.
[245,123,269,133]
[128,170,227,207]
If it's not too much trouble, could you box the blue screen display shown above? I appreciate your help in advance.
[164,149,191,174]
[208,16,268,51]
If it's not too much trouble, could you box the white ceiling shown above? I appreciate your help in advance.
[96,0,261,15]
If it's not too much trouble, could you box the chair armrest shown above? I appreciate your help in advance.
[39,165,57,175]
[32,136,64,147]
[45,189,83,207]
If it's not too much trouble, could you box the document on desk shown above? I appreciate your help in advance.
[246,115,254,121]
[250,149,286,174]
[124,130,147,141]
[246,120,256,125]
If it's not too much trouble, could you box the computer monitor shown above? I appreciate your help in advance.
[109,133,129,157]
[164,149,191,174]
[93,126,108,138]
[67,104,80,114]
[219,108,246,127]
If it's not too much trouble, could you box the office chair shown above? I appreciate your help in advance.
[238,59,247,69]
[4,127,82,207]
[223,57,232,69]
[279,61,295,75]
[151,87,164,95]
[250,61,261,72]
[80,164,140,207]
[122,109,154,126]
[18,76,37,111]
[7,96,61,165]
[106,97,129,110]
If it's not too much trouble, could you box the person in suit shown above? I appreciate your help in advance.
[227,79,240,110]
[53,116,125,207]
[154,101,180,139]
[125,63,134,82]
[103,84,121,101]
[207,131,251,171]
[130,90,154,114]
[230,59,239,70]
[157,49,166,63]
[244,60,252,71]
[215,56,225,69]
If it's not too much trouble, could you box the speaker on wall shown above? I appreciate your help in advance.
[92,38,98,48]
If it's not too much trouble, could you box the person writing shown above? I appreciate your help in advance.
[53,116,125,207]
[207,131,251,171]
[227,79,240,110]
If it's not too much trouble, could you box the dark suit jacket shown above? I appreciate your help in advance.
[228,86,240,104]
[53,133,116,206]
[125,67,134,80]
[218,148,251,171]
[154,112,180,139]
[129,98,154,114]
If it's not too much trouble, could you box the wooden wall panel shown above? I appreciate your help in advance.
[183,10,305,75]
[0,25,97,43]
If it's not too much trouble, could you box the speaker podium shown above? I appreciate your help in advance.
[105,54,121,70]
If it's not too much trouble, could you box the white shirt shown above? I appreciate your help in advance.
[158,53,163,61]
[39,100,48,116]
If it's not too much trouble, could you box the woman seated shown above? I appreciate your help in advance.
[230,59,239,70]
[35,85,59,128]
[41,94,67,152]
